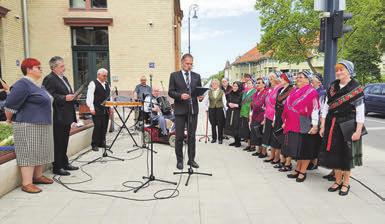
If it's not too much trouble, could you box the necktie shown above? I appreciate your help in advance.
[61,76,72,93]
[184,72,190,88]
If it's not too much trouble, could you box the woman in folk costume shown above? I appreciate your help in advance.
[203,79,227,144]
[240,79,257,151]
[225,81,243,147]
[307,73,327,171]
[282,70,320,183]
[248,78,269,153]
[270,73,295,171]
[319,60,365,196]
[259,72,282,158]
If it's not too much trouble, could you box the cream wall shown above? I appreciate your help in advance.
[108,0,176,90]
[0,0,25,84]
[27,0,73,84]
[7,0,178,90]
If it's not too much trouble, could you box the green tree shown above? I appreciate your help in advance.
[255,0,319,72]
[205,71,224,86]
[340,0,384,84]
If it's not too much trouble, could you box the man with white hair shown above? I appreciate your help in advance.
[86,68,111,151]
[144,87,175,138]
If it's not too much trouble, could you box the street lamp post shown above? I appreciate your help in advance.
[188,4,199,54]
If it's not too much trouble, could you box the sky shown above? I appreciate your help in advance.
[180,0,262,78]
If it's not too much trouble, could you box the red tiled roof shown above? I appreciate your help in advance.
[232,46,271,65]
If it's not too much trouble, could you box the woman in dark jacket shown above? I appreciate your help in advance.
[271,73,295,171]
[319,60,365,196]
[225,81,243,147]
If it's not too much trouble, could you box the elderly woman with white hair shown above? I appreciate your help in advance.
[319,60,366,196]
[86,68,111,152]
[203,79,227,144]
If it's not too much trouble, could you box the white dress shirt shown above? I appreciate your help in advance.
[321,84,365,123]
[86,79,106,111]
[181,70,191,86]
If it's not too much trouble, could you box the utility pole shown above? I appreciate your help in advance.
[316,0,353,87]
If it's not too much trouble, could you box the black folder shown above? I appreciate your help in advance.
[195,87,209,96]
[339,119,368,142]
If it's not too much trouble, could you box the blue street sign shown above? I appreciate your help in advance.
[149,62,155,68]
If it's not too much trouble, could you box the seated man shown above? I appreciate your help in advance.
[144,87,175,136]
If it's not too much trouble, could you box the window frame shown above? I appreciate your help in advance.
[368,85,382,95]
[70,0,107,10]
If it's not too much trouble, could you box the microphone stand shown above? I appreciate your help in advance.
[134,74,177,193]
[173,72,212,186]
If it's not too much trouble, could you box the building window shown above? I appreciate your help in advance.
[72,27,108,46]
[70,0,86,8]
[70,0,107,9]
[91,0,107,8]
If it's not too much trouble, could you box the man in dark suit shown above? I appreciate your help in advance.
[168,54,204,170]
[43,56,79,176]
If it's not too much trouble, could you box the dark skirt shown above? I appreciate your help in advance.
[239,117,250,139]
[319,117,363,171]
[250,121,263,146]
[225,108,240,137]
[262,118,280,148]
[272,114,284,148]
[282,132,321,160]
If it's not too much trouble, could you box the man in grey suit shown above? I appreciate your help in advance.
[168,54,204,170]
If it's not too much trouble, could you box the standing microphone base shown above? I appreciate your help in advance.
[173,166,212,186]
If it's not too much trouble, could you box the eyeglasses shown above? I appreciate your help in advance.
[33,66,42,71]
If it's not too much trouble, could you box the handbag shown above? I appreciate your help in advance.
[299,115,312,134]
[273,127,283,138]
[252,123,263,138]
[339,119,368,142]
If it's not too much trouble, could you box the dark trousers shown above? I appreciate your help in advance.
[92,114,109,147]
[208,108,225,141]
[53,123,70,170]
[175,114,198,163]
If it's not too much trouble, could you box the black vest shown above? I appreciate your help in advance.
[93,80,110,116]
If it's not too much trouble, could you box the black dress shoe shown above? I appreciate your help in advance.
[264,158,274,163]
[98,144,111,149]
[218,140,223,144]
[251,152,261,156]
[328,176,336,182]
[258,153,267,158]
[328,182,342,192]
[234,143,241,148]
[271,160,280,165]
[296,172,307,183]
[307,163,318,170]
[287,170,300,179]
[53,168,71,176]
[247,147,256,152]
[211,139,217,143]
[187,160,199,169]
[243,146,251,151]
[279,164,292,172]
[229,142,236,146]
[339,185,350,196]
[273,163,284,169]
[176,162,183,170]
[64,164,79,171]
[91,146,99,151]
[323,172,334,179]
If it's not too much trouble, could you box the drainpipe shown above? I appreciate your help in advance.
[21,0,30,58]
